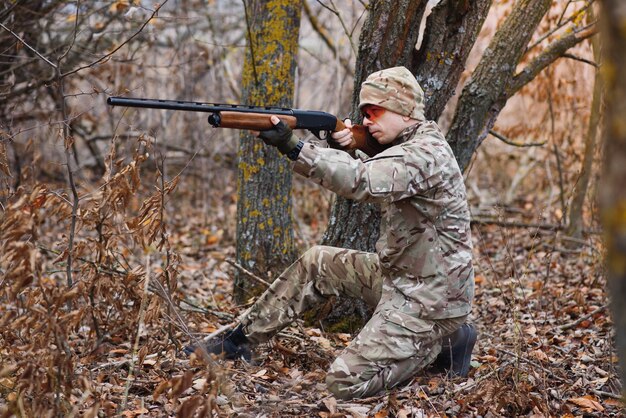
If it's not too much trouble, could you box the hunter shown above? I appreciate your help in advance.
[188,66,477,400]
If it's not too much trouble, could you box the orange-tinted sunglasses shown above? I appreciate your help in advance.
[361,105,386,121]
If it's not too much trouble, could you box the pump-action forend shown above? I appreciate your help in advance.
[106,96,388,157]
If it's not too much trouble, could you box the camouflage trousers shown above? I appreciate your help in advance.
[240,245,467,400]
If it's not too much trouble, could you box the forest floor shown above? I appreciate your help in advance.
[162,214,621,417]
[1,174,623,417]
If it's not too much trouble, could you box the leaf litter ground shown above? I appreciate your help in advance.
[0,178,621,417]
[169,222,620,417]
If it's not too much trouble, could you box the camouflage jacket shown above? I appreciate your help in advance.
[293,121,474,319]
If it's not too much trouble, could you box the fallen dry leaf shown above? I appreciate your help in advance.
[568,395,605,412]
[121,407,149,418]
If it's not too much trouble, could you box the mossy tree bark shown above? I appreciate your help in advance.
[234,0,302,304]
[599,0,626,396]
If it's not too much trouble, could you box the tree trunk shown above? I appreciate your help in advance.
[412,0,492,121]
[599,0,626,397]
[234,0,302,303]
[566,8,602,243]
[320,0,490,328]
[322,0,428,253]
[322,0,490,250]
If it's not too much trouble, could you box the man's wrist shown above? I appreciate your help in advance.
[278,134,302,158]
[285,139,304,161]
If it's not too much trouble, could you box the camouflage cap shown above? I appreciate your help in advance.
[359,66,425,121]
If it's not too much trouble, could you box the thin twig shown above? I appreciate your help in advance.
[120,252,153,413]
[302,1,354,75]
[527,1,594,51]
[493,347,568,383]
[558,304,608,331]
[591,388,623,400]
[417,384,442,417]
[471,217,561,231]
[37,244,128,275]
[197,322,237,344]
[562,53,598,67]
[57,0,81,63]
[316,0,357,55]
[452,361,514,394]
[56,66,79,289]
[559,234,600,251]
[242,0,258,85]
[62,1,169,78]
[0,22,57,69]
[471,217,602,235]
[303,1,337,55]
[552,142,567,229]
[178,298,235,320]
[90,353,159,372]
[489,130,547,147]
[226,259,272,287]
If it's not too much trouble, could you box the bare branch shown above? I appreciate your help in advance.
[488,130,547,148]
[304,1,337,56]
[61,0,169,78]
[562,52,598,67]
[57,0,81,63]
[242,0,259,85]
[0,22,57,69]
[510,26,597,95]
[226,259,271,288]
[316,0,357,55]
[558,304,608,331]
[528,0,595,51]
[303,1,353,74]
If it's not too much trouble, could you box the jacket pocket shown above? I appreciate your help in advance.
[366,156,408,199]
[382,310,434,335]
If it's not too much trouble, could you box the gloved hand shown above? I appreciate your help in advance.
[258,115,301,156]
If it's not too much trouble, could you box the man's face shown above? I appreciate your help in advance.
[361,105,412,144]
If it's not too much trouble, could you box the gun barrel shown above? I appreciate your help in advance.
[107,96,342,132]
[107,97,296,115]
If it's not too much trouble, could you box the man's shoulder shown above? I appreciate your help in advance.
[409,121,446,143]
[400,122,450,154]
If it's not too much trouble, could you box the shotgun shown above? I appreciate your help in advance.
[106,97,388,157]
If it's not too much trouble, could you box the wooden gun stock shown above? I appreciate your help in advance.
[335,119,389,157]
[212,111,388,157]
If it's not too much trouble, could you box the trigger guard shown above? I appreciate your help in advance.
[311,130,328,140]
[319,131,331,140]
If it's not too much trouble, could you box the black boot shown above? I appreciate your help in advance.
[184,325,252,362]
[431,323,477,377]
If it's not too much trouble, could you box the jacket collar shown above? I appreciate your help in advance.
[394,121,424,144]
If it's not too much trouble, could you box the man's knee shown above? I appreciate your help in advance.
[325,369,363,400]
[325,352,379,400]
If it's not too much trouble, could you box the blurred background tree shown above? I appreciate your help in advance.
[599,0,626,397]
